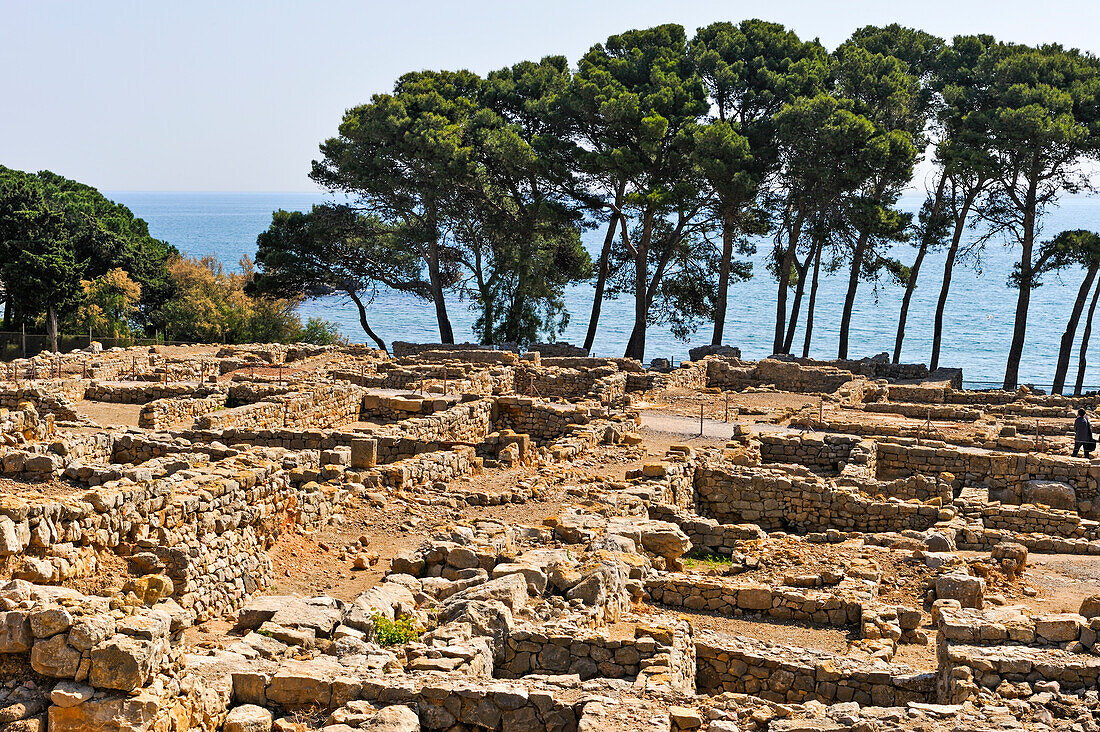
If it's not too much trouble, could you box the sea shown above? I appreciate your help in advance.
[107,191,1100,391]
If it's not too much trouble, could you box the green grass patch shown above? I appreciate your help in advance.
[683,552,734,570]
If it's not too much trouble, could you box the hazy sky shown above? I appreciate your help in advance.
[2,0,1098,192]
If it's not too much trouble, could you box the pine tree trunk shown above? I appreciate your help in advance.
[802,242,823,358]
[783,252,812,355]
[930,200,973,370]
[47,306,58,353]
[1076,278,1100,396]
[893,241,928,364]
[895,175,947,364]
[625,212,653,362]
[712,218,735,346]
[1053,266,1098,394]
[772,215,803,354]
[349,292,387,353]
[1004,198,1038,391]
[583,212,621,354]
[838,230,870,360]
[427,243,454,344]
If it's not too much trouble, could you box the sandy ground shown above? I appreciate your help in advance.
[71,400,144,428]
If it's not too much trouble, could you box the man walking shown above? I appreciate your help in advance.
[1073,408,1095,458]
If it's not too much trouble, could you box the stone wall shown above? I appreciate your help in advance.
[646,574,868,627]
[525,342,588,357]
[493,398,600,444]
[936,605,1100,703]
[193,384,364,431]
[0,452,348,620]
[876,439,1100,516]
[513,364,619,400]
[82,382,224,404]
[0,582,178,696]
[376,399,494,446]
[705,359,857,394]
[139,394,227,430]
[696,634,934,705]
[758,433,864,475]
[497,620,694,693]
[0,387,80,421]
[647,503,766,556]
[694,463,949,534]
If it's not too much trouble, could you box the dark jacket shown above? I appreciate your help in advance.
[1076,415,1093,444]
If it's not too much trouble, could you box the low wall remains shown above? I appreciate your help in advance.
[695,634,934,705]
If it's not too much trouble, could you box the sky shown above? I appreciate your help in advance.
[2,0,1098,192]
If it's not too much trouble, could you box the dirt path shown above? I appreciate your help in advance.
[72,401,144,428]
[639,412,794,440]
[1018,553,1100,614]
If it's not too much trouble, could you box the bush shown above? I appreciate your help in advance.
[155,255,341,345]
[372,613,421,646]
[298,317,342,345]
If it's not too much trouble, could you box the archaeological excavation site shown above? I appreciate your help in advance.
[3,342,1100,732]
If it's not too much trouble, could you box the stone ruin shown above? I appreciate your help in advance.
[0,342,1100,730]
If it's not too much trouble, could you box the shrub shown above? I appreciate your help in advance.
[372,613,421,646]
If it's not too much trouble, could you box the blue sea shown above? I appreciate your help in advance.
[107,191,1100,390]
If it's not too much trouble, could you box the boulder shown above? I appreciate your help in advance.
[122,575,174,606]
[1080,595,1100,619]
[991,542,1028,575]
[389,552,425,577]
[0,612,33,651]
[89,636,159,691]
[50,681,94,708]
[1034,613,1084,643]
[444,573,528,612]
[566,562,625,609]
[0,517,29,556]
[67,615,115,652]
[923,532,955,553]
[436,600,513,660]
[265,658,341,709]
[668,706,704,730]
[236,596,288,631]
[606,518,690,561]
[362,705,420,732]
[490,563,548,596]
[30,634,81,678]
[29,608,72,638]
[351,581,418,624]
[935,573,984,609]
[225,705,274,732]
[269,598,342,637]
[1024,480,1076,510]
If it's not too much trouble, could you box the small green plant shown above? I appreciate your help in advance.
[684,552,733,570]
[373,613,421,646]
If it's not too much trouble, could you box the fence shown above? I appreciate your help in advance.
[0,331,197,361]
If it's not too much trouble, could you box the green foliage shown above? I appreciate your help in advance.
[157,256,341,345]
[684,552,734,569]
[0,166,177,338]
[299,318,343,346]
[68,268,143,337]
[311,57,592,346]
[372,613,421,646]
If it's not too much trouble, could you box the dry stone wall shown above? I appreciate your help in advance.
[0,451,347,620]
[497,620,694,692]
[705,359,857,393]
[696,634,934,705]
[695,463,948,534]
[138,394,227,430]
[876,439,1100,516]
